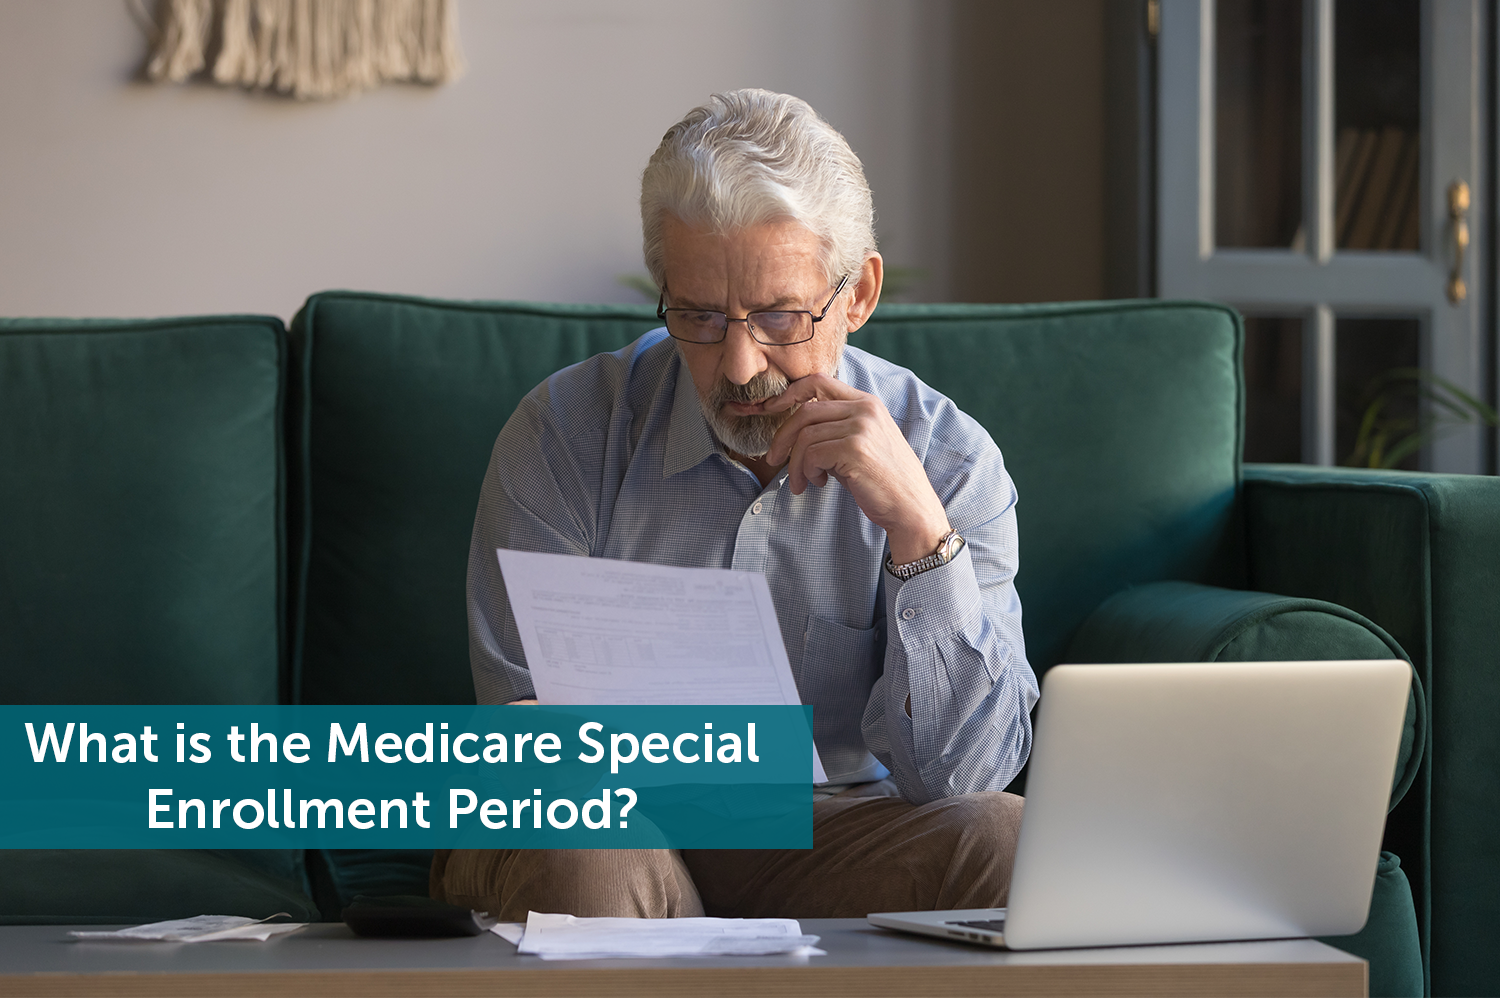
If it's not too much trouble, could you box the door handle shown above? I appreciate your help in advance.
[1447,180,1470,304]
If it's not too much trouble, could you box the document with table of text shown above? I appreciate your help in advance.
[496,549,826,782]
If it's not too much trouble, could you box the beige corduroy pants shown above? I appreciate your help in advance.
[431,790,1024,920]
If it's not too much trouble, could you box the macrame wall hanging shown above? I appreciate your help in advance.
[139,0,463,100]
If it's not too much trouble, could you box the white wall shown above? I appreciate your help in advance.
[0,0,954,320]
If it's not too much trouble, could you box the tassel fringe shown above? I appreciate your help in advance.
[144,0,463,100]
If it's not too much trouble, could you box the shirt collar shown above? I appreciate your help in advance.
[663,352,720,478]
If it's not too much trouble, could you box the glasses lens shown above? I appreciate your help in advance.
[749,311,811,344]
[666,310,726,343]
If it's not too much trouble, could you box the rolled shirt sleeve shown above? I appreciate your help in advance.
[862,482,1038,803]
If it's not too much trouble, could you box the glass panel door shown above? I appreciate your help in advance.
[1158,0,1487,473]
[1336,316,1422,468]
[1334,0,1421,251]
[1242,315,1304,462]
[1215,0,1303,248]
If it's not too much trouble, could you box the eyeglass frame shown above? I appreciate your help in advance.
[656,274,851,346]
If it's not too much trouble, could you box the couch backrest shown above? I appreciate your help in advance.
[858,301,1245,671]
[0,317,287,703]
[290,293,1244,704]
[289,294,660,703]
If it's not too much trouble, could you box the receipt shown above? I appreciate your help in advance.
[70,915,304,943]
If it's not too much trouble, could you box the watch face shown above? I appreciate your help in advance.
[940,531,965,562]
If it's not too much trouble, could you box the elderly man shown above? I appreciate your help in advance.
[433,89,1038,920]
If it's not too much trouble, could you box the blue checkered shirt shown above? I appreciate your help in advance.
[468,330,1038,804]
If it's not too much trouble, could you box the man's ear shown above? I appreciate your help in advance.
[844,252,884,334]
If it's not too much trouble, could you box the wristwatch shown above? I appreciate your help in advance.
[885,528,966,581]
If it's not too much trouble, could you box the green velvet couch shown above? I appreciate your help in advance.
[4,294,1495,995]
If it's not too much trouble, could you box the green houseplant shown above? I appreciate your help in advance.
[1344,367,1497,469]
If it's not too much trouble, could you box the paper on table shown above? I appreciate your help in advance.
[70,915,305,943]
[497,550,826,783]
[491,921,526,944]
[510,911,824,960]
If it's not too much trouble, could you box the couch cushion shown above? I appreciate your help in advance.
[0,317,286,702]
[0,850,318,924]
[289,294,661,704]
[1322,851,1424,998]
[856,301,1244,673]
[1064,580,1422,809]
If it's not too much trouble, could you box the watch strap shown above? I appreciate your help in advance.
[885,528,964,581]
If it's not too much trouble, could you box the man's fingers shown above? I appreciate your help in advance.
[767,398,859,465]
[791,439,849,495]
[762,372,862,413]
[784,415,856,495]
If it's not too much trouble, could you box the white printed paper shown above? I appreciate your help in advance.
[491,921,526,944]
[497,550,826,782]
[70,915,305,943]
[511,910,824,960]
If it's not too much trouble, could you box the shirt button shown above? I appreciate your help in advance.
[751,501,763,515]
[902,608,917,620]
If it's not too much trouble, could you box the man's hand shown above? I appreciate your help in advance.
[763,373,951,564]
[507,699,539,706]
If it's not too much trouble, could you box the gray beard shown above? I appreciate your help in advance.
[700,370,792,458]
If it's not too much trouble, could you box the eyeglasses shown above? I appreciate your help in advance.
[657,275,850,346]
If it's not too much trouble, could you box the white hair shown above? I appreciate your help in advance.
[640,89,877,291]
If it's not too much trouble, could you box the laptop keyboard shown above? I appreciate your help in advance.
[946,918,1007,932]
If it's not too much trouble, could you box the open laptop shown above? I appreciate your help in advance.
[869,659,1410,950]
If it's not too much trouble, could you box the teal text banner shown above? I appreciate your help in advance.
[0,706,813,849]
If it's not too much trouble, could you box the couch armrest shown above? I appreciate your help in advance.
[1244,463,1500,996]
[1064,580,1422,811]
[1243,464,1500,686]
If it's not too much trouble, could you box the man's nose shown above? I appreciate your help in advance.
[720,318,769,385]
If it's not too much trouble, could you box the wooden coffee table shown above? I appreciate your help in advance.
[0,920,1365,996]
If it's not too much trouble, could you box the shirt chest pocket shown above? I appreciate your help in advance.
[800,615,883,759]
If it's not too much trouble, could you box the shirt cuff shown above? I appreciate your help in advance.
[884,542,984,646]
